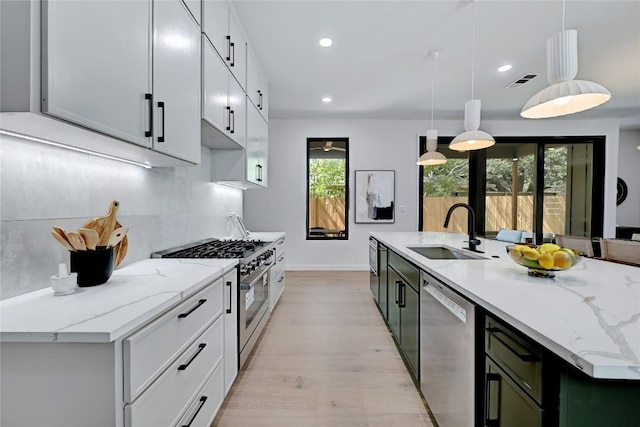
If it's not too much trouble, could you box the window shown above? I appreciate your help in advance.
[306,138,349,240]
[418,136,605,243]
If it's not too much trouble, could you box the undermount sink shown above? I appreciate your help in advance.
[407,246,487,260]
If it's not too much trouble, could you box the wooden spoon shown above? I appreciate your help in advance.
[107,227,128,248]
[78,228,99,250]
[66,231,87,251]
[52,226,73,246]
[51,231,75,251]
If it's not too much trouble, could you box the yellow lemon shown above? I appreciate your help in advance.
[538,253,554,269]
[509,249,522,261]
[523,247,540,261]
[553,251,572,269]
[513,244,529,253]
[561,247,576,256]
[540,243,561,254]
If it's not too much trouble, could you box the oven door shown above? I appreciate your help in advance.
[239,265,271,367]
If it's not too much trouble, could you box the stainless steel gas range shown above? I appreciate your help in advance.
[151,238,275,368]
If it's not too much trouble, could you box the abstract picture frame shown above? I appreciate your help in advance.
[354,170,395,224]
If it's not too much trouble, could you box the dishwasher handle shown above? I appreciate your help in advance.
[423,282,467,323]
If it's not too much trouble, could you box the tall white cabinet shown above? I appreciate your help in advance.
[40,0,201,164]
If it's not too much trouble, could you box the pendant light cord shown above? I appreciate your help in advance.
[562,0,566,31]
[471,1,476,99]
[431,63,435,128]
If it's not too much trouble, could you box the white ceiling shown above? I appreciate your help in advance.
[233,0,640,128]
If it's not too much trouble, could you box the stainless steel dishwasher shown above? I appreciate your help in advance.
[420,270,475,427]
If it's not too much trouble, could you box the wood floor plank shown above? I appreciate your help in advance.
[212,271,433,427]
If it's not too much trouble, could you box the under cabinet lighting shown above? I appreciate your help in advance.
[322,97,332,103]
[0,129,152,168]
[216,182,248,190]
[318,37,333,47]
[498,64,512,72]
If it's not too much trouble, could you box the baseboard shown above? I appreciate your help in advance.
[287,265,369,271]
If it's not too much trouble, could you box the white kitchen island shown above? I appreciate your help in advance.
[0,258,238,427]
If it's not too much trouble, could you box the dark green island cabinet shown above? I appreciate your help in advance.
[377,248,420,383]
[484,313,640,427]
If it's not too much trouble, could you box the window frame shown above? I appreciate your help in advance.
[306,137,350,240]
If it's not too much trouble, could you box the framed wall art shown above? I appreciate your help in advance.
[354,170,395,224]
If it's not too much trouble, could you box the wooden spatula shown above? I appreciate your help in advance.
[78,228,99,250]
[51,231,75,251]
[107,227,129,248]
[66,231,87,251]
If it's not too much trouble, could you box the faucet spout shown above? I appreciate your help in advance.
[443,203,482,252]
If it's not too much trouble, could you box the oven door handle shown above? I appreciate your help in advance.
[239,265,272,291]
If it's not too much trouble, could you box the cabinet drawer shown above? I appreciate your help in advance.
[388,251,419,291]
[272,251,285,279]
[485,315,543,404]
[124,278,224,402]
[125,317,224,427]
[174,361,225,427]
[274,237,286,258]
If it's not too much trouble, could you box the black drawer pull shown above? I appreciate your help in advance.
[278,276,284,283]
[226,281,233,314]
[181,396,208,427]
[178,299,207,318]
[178,343,206,371]
[277,256,284,262]
[486,327,540,362]
[485,372,501,426]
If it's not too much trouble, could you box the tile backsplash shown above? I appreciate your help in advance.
[0,135,243,300]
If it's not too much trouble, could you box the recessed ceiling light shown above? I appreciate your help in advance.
[318,37,333,47]
[322,97,332,103]
[498,64,512,72]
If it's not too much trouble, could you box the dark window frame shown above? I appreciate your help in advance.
[306,137,350,240]
[418,135,605,240]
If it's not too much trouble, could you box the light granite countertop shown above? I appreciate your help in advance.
[371,232,640,380]
[0,259,238,344]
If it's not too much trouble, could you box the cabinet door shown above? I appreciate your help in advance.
[246,101,261,185]
[400,283,419,379]
[42,0,152,148]
[228,13,247,90]
[182,0,201,25]
[246,45,261,109]
[258,72,269,121]
[485,358,542,427]
[256,108,268,186]
[153,0,201,164]
[228,76,246,148]
[202,0,229,59]
[223,269,238,395]
[387,267,401,341]
[203,37,229,135]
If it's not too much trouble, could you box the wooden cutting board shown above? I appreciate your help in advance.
[82,200,128,267]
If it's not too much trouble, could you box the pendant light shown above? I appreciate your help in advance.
[450,1,495,152]
[521,0,611,119]
[417,51,447,166]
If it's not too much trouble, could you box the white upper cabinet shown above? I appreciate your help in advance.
[41,0,201,164]
[202,1,246,90]
[247,45,269,122]
[153,0,201,163]
[246,100,268,186]
[203,36,246,149]
[42,0,152,148]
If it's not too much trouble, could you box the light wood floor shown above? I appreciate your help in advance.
[212,271,434,427]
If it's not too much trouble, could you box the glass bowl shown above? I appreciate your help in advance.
[505,244,581,278]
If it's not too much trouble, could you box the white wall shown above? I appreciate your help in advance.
[617,130,640,226]
[243,118,622,271]
[0,135,243,300]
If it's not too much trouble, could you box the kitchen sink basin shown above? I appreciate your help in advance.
[407,246,486,260]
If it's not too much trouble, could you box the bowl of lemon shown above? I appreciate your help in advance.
[505,243,581,278]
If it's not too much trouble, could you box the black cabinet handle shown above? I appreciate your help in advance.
[226,35,231,61]
[230,109,235,134]
[226,281,233,314]
[257,90,262,109]
[278,276,284,283]
[178,299,207,319]
[394,280,401,304]
[485,372,501,426]
[399,283,406,307]
[277,256,284,262]
[181,396,208,427]
[145,93,153,137]
[178,343,206,371]
[257,164,263,182]
[486,327,540,362]
[230,41,235,67]
[226,106,232,131]
[157,101,165,143]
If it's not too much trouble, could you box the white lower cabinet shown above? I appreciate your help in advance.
[269,237,286,310]
[124,318,224,427]
[175,362,225,427]
[223,269,239,395]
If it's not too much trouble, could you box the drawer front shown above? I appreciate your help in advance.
[272,251,285,279]
[125,317,224,427]
[274,237,286,258]
[388,251,419,291]
[485,315,543,404]
[174,362,225,427]
[124,278,224,402]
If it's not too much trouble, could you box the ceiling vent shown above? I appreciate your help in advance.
[506,74,538,88]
